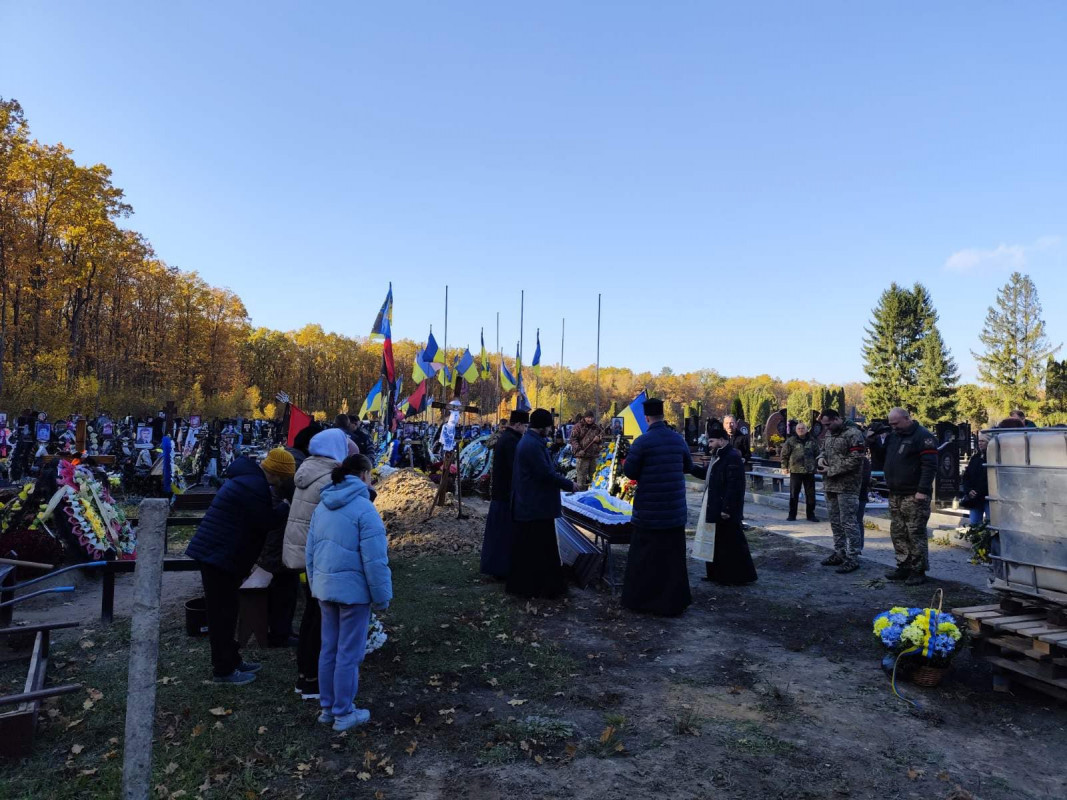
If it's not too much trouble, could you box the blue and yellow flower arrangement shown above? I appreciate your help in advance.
[873,605,963,667]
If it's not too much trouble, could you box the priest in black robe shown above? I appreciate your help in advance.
[480,410,528,579]
[620,398,698,616]
[506,408,576,599]
[693,424,757,585]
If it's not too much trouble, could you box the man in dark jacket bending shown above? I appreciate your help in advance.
[883,408,938,585]
[620,398,700,615]
[186,449,294,683]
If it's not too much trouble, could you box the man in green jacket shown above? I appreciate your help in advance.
[883,408,938,585]
[780,422,819,522]
[817,409,865,573]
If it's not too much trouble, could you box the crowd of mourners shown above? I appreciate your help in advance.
[182,398,1030,729]
[186,414,391,732]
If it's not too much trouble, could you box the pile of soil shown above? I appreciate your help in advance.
[374,469,485,555]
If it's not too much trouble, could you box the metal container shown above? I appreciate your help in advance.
[986,428,1067,602]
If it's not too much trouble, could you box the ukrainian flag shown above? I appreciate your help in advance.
[458,348,479,383]
[412,349,442,383]
[620,391,649,438]
[480,329,490,379]
[500,358,517,391]
[532,330,541,377]
[358,378,385,419]
[426,331,444,364]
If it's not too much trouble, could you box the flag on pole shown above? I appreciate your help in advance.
[532,329,541,377]
[479,329,490,379]
[379,313,395,383]
[407,380,430,416]
[285,404,312,448]
[369,283,393,339]
[458,348,479,383]
[516,342,522,377]
[516,371,531,412]
[425,330,444,364]
[500,357,517,391]
[358,378,385,419]
[620,391,649,438]
[413,349,442,383]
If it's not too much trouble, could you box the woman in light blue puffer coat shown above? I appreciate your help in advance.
[305,454,393,732]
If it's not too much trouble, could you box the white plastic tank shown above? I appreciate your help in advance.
[986,428,1067,599]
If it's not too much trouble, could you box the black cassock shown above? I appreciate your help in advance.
[481,428,522,579]
[621,525,692,616]
[506,519,567,599]
[696,443,757,586]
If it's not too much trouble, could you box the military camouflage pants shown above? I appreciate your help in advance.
[889,494,931,573]
[576,457,596,490]
[825,491,861,564]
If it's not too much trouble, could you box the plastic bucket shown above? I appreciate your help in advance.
[185,596,209,636]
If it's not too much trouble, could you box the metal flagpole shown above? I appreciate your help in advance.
[519,290,524,378]
[496,311,500,417]
[558,318,565,422]
[535,327,540,407]
[595,293,601,419]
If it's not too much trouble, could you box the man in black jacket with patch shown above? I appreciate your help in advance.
[883,408,938,585]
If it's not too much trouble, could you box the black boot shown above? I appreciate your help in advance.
[884,566,910,582]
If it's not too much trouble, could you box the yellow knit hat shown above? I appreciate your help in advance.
[261,447,296,478]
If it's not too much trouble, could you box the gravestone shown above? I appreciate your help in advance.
[935,421,960,503]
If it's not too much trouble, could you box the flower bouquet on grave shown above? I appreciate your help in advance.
[873,591,963,695]
[955,521,996,565]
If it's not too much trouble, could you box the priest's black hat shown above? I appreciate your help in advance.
[530,408,553,428]
[509,410,530,424]
[643,398,665,416]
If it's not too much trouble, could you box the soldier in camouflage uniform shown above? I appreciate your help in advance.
[817,408,866,573]
[883,408,938,585]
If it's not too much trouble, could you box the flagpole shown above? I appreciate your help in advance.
[519,290,524,381]
[495,311,501,417]
[595,293,601,419]
[558,318,565,423]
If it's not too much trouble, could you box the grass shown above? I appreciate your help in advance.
[722,722,796,756]
[0,554,577,799]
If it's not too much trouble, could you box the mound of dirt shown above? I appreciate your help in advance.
[374,469,485,555]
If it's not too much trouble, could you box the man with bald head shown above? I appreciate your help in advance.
[883,407,938,585]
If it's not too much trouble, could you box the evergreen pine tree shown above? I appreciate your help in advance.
[833,387,847,418]
[1045,358,1067,415]
[862,283,926,417]
[915,328,959,425]
[730,397,744,420]
[787,389,813,424]
[973,272,1059,414]
[955,384,990,428]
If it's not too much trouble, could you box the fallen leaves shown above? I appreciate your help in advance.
[405,740,418,756]
[208,707,232,717]
[71,744,84,755]
[164,762,179,775]
[507,699,527,707]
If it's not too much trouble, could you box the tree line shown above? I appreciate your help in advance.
[3,98,1057,429]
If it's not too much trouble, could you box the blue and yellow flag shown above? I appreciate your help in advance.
[369,283,392,340]
[516,370,531,412]
[620,391,649,438]
[358,378,385,419]
[458,348,479,383]
[412,349,442,383]
[425,330,443,364]
[480,329,490,379]
[500,357,517,391]
[532,329,541,377]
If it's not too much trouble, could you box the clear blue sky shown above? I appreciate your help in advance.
[3,1,1065,384]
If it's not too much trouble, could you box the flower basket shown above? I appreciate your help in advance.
[912,665,947,687]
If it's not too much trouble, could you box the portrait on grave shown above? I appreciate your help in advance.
[102,422,114,437]
[934,421,960,501]
[611,417,624,436]
[136,425,153,447]
[188,414,201,429]
[35,422,51,442]
[0,412,7,427]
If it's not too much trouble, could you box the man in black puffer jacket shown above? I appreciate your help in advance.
[187,450,294,684]
[621,398,699,616]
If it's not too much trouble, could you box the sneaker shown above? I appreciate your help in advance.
[317,711,335,725]
[332,708,371,732]
[213,669,256,685]
[905,572,927,586]
[885,567,910,582]
[821,553,844,567]
[298,678,320,701]
[835,561,860,574]
[237,661,262,674]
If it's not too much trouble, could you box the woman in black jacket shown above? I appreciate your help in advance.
[960,433,990,526]
[692,426,757,585]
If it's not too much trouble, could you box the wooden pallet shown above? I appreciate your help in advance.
[953,602,1067,702]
